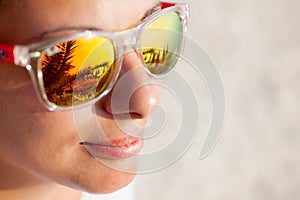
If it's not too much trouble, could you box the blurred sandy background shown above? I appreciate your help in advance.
[136,0,300,199]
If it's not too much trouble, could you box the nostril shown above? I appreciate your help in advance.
[129,112,143,120]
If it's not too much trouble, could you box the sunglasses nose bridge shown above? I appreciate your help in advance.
[119,28,139,53]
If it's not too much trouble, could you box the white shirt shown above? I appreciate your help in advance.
[80,181,135,200]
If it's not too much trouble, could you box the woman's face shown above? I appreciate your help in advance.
[0,0,160,193]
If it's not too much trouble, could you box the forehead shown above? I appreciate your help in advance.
[0,0,160,43]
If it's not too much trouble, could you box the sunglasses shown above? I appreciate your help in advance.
[0,2,189,111]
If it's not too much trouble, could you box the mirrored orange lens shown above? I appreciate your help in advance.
[40,37,115,106]
[141,11,183,75]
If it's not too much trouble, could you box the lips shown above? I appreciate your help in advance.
[80,136,144,159]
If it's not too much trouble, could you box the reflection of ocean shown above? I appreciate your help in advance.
[73,62,113,103]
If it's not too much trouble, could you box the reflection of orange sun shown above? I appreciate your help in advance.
[69,37,114,74]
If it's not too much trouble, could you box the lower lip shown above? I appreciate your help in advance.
[81,139,144,159]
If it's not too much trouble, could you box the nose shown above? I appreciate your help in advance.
[102,51,160,119]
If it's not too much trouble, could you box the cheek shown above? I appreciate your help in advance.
[0,102,78,167]
[0,67,78,172]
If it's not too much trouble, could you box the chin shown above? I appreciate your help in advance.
[42,143,139,194]
[78,172,135,194]
[60,159,137,194]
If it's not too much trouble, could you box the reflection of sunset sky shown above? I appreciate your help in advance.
[142,12,182,55]
[69,37,114,74]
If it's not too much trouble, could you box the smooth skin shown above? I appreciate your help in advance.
[0,0,160,199]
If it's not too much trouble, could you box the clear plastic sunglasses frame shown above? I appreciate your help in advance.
[0,2,189,111]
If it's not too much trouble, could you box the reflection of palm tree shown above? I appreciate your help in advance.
[142,45,169,65]
[75,62,109,81]
[42,40,77,104]
[42,40,77,86]
[142,45,178,74]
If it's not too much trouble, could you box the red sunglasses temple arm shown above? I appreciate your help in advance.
[161,2,176,9]
[0,44,16,65]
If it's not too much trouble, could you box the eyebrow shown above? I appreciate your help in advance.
[29,2,162,42]
[142,2,162,19]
